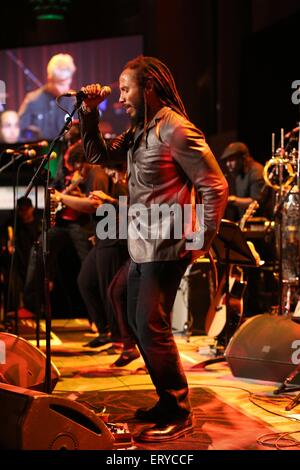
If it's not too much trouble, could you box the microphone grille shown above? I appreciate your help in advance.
[50,151,58,160]
[27,149,37,158]
[102,85,112,95]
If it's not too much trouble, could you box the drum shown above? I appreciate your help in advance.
[172,258,214,335]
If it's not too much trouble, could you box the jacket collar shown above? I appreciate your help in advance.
[133,106,170,144]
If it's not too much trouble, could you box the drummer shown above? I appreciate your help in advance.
[220,141,274,316]
[220,141,270,222]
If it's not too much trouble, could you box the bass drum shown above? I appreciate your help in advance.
[171,258,214,335]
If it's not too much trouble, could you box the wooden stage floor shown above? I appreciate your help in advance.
[36,318,300,451]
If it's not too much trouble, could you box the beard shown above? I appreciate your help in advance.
[130,93,145,127]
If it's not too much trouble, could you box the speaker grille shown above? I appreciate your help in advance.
[225,314,300,384]
[0,332,60,391]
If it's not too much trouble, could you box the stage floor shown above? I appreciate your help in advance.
[41,318,300,451]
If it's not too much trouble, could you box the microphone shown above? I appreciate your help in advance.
[25,151,58,165]
[21,140,49,149]
[61,86,112,101]
[4,148,37,158]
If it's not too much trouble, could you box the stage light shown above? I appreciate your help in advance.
[29,0,72,21]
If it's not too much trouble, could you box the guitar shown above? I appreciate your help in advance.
[205,200,259,340]
[239,200,260,231]
[54,171,85,215]
[49,171,85,225]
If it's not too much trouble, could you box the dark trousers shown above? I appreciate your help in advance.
[127,258,191,417]
[108,259,136,350]
[46,224,91,280]
[24,223,90,313]
[78,242,129,339]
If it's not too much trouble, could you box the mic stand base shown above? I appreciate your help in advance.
[285,392,300,412]
[274,362,300,396]
[273,382,300,395]
[190,355,226,370]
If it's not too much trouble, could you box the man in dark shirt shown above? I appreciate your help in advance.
[220,141,265,222]
[220,141,275,316]
[18,54,76,141]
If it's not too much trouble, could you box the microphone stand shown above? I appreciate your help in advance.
[5,51,43,89]
[23,97,82,394]
[0,153,25,174]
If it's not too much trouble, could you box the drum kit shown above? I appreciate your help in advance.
[262,126,300,317]
[173,125,300,344]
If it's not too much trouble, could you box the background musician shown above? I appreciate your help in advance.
[23,141,109,316]
[220,141,267,222]
[220,141,275,316]
[0,197,41,316]
[52,162,140,368]
[18,53,77,141]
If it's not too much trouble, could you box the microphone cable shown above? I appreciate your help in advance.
[55,95,73,135]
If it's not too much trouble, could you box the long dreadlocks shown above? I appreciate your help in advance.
[123,56,189,123]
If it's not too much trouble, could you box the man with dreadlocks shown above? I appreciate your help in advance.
[79,55,228,442]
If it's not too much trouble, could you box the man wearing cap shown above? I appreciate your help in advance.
[220,141,275,316]
[220,141,265,221]
[18,53,76,141]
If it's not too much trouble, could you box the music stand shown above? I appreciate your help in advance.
[191,219,259,370]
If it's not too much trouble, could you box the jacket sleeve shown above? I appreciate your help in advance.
[79,108,131,164]
[169,121,228,250]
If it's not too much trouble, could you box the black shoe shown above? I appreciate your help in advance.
[134,416,194,442]
[134,404,165,422]
[111,347,140,367]
[82,334,111,348]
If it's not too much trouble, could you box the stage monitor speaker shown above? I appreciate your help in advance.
[0,383,114,450]
[0,332,60,392]
[172,259,213,334]
[225,314,300,384]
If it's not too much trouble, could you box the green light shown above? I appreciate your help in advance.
[37,14,64,20]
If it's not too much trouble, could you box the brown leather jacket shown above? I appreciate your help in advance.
[80,106,228,263]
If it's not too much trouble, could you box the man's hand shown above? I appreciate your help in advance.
[53,189,63,203]
[228,194,254,209]
[90,190,117,204]
[81,83,110,111]
[228,195,237,205]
